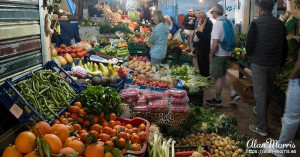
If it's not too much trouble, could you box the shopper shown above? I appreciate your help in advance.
[263,52,299,157]
[183,8,196,50]
[168,17,183,36]
[206,4,240,106]
[193,11,213,77]
[141,3,151,22]
[147,10,169,65]
[246,0,288,136]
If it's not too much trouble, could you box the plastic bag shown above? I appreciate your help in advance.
[170,104,189,113]
[174,30,183,42]
[170,96,189,104]
[144,91,163,100]
[166,89,187,98]
[133,105,149,112]
[188,75,200,94]
[120,88,139,103]
[71,66,89,78]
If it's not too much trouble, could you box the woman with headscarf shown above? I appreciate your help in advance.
[147,10,169,65]
[193,11,213,77]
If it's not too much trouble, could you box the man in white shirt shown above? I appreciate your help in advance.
[206,4,239,106]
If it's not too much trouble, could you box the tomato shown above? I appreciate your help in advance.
[60,44,67,49]
[76,52,84,58]
[82,50,88,56]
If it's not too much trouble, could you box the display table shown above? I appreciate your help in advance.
[238,58,252,81]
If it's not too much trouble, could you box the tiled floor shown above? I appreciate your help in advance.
[202,67,300,157]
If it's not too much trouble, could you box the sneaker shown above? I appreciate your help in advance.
[231,94,240,104]
[253,106,257,114]
[249,125,268,136]
[206,98,222,107]
[262,143,286,157]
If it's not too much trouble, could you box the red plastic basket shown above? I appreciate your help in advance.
[116,117,150,157]
[175,151,211,157]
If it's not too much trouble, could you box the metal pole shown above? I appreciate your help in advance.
[39,0,47,65]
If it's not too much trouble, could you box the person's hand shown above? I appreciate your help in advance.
[178,28,182,32]
[209,53,214,59]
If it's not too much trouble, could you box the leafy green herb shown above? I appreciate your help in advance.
[79,85,123,116]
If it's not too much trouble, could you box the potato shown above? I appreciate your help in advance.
[129,60,134,65]
[146,62,151,66]
[241,155,246,157]
[190,134,196,138]
[220,142,226,147]
[225,151,232,156]
[218,147,223,151]
[232,153,238,157]
[214,149,219,154]
[214,154,220,157]
[197,133,201,136]
[214,142,220,147]
[231,146,238,151]
[238,149,243,154]
[205,141,211,146]
[225,137,230,140]
[219,151,225,157]
[211,145,216,149]
[200,139,205,143]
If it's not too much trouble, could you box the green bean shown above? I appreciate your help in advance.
[43,98,58,118]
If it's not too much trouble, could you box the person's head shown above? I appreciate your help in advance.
[164,16,172,26]
[170,17,175,23]
[144,3,148,8]
[210,4,224,19]
[197,11,207,23]
[196,10,201,17]
[257,0,274,15]
[153,10,166,24]
[188,8,194,16]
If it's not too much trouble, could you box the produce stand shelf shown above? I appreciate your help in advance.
[0,61,83,127]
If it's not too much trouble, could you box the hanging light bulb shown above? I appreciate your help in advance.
[199,0,204,3]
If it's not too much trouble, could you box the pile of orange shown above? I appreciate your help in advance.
[2,101,148,157]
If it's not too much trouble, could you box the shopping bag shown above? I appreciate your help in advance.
[174,30,183,42]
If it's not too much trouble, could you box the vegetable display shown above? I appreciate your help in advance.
[79,85,123,116]
[13,70,77,121]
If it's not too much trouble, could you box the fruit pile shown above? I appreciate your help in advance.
[131,75,176,89]
[52,43,90,67]
[2,101,149,157]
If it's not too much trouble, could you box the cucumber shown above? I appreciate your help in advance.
[52,57,61,67]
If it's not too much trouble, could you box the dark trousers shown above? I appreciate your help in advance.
[196,46,210,77]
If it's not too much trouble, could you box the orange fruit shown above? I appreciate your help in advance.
[102,126,112,134]
[15,131,36,153]
[90,124,102,133]
[70,113,78,120]
[118,132,127,139]
[109,129,117,137]
[113,125,121,130]
[138,131,147,141]
[24,150,39,157]
[131,134,140,144]
[109,120,116,127]
[80,132,88,141]
[83,120,91,127]
[138,123,146,131]
[132,143,141,151]
[64,136,78,145]
[51,120,60,125]
[90,131,99,139]
[118,138,126,147]
[73,124,81,132]
[100,112,104,118]
[85,142,104,157]
[73,102,83,109]
[105,141,114,149]
[78,109,86,116]
[66,140,84,155]
[31,121,51,137]
[79,129,87,135]
[50,124,69,142]
[94,115,100,124]
[99,133,111,142]
[76,117,84,124]
[102,122,109,127]
[59,147,76,157]
[104,152,113,157]
[109,113,117,121]
[2,145,23,157]
[43,134,62,154]
[115,121,121,125]
[59,118,68,125]
[125,124,133,129]
[131,127,138,133]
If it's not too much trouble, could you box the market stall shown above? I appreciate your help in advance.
[2,0,300,156]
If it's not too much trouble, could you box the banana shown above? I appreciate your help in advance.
[78,60,83,67]
[93,63,99,72]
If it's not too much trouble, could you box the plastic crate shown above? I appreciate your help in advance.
[128,43,147,55]
[96,52,128,62]
[0,60,83,128]
[117,117,150,157]
[180,55,193,66]
[175,146,211,157]
[124,76,183,91]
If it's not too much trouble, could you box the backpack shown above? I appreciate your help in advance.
[218,18,235,51]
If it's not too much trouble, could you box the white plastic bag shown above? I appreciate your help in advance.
[174,30,182,42]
